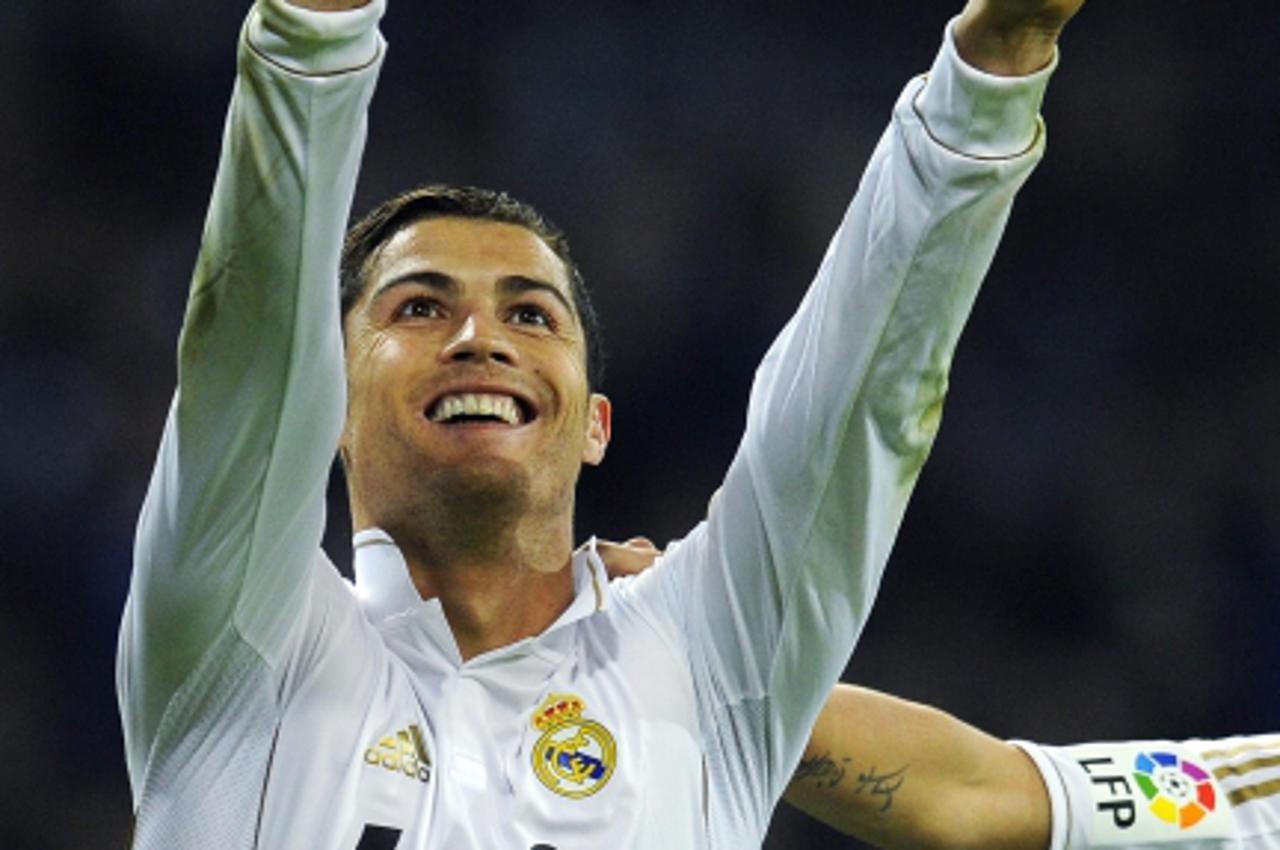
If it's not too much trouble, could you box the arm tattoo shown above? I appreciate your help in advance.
[795,752,850,789]
[795,751,908,814]
[855,765,908,813]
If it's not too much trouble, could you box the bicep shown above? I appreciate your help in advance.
[785,684,1050,850]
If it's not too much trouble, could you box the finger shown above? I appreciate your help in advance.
[596,539,661,578]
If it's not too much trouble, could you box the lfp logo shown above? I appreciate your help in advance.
[1132,751,1217,829]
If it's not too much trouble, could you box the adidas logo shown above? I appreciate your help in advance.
[364,724,432,784]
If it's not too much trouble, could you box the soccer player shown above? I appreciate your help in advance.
[116,1,1082,848]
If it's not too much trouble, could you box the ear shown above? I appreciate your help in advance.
[581,393,612,466]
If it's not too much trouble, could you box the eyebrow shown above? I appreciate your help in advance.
[373,270,457,300]
[498,275,576,319]
[373,270,576,318]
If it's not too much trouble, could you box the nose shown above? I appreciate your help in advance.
[438,312,518,367]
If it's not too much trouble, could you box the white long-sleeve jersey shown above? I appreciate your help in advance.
[116,2,1052,848]
[1020,736,1280,849]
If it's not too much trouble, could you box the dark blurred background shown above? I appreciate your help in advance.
[3,2,1278,847]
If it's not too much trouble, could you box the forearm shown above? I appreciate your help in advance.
[785,685,1050,850]
[789,688,1280,850]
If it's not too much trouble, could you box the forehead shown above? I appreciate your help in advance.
[369,216,572,296]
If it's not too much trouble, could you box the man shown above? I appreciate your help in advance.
[598,538,1280,849]
[116,1,1079,848]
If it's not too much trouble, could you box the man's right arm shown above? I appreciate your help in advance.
[117,0,384,795]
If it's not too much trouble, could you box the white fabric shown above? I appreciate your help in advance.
[1023,736,1280,849]
[1014,739,1072,850]
[117,3,1049,848]
[249,0,384,75]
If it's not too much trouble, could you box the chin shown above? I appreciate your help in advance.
[429,459,532,517]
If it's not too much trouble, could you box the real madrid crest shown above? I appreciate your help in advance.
[530,693,616,799]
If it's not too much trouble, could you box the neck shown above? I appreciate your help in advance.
[407,548,576,661]
[349,460,585,660]
[359,504,578,661]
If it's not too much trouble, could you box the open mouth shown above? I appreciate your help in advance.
[426,392,535,426]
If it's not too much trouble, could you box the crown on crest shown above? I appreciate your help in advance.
[533,693,586,731]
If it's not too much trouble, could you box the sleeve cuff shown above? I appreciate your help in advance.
[1010,740,1070,850]
[247,0,386,76]
[913,17,1055,159]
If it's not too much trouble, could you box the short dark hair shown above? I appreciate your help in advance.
[340,184,605,390]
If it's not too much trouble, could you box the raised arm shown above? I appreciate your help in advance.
[619,5,1073,842]
[117,0,384,795]
[761,8,1085,839]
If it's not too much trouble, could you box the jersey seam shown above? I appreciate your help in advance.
[250,719,285,848]
[910,73,1046,162]
[245,31,383,80]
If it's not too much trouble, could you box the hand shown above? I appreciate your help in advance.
[954,0,1087,76]
[590,537,663,579]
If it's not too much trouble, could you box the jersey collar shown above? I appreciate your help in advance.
[351,527,420,623]
[351,529,610,631]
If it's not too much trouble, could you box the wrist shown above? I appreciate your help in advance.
[954,2,1065,77]
[250,0,385,76]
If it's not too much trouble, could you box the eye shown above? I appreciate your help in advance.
[395,296,444,320]
[508,304,555,329]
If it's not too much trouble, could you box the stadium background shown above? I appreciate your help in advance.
[2,2,1278,847]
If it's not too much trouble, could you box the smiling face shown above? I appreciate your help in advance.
[341,216,611,561]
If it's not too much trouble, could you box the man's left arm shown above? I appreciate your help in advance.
[786,684,1280,850]
[785,684,1051,850]
[629,1,1082,839]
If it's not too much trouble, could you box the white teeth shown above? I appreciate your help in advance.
[429,392,523,425]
